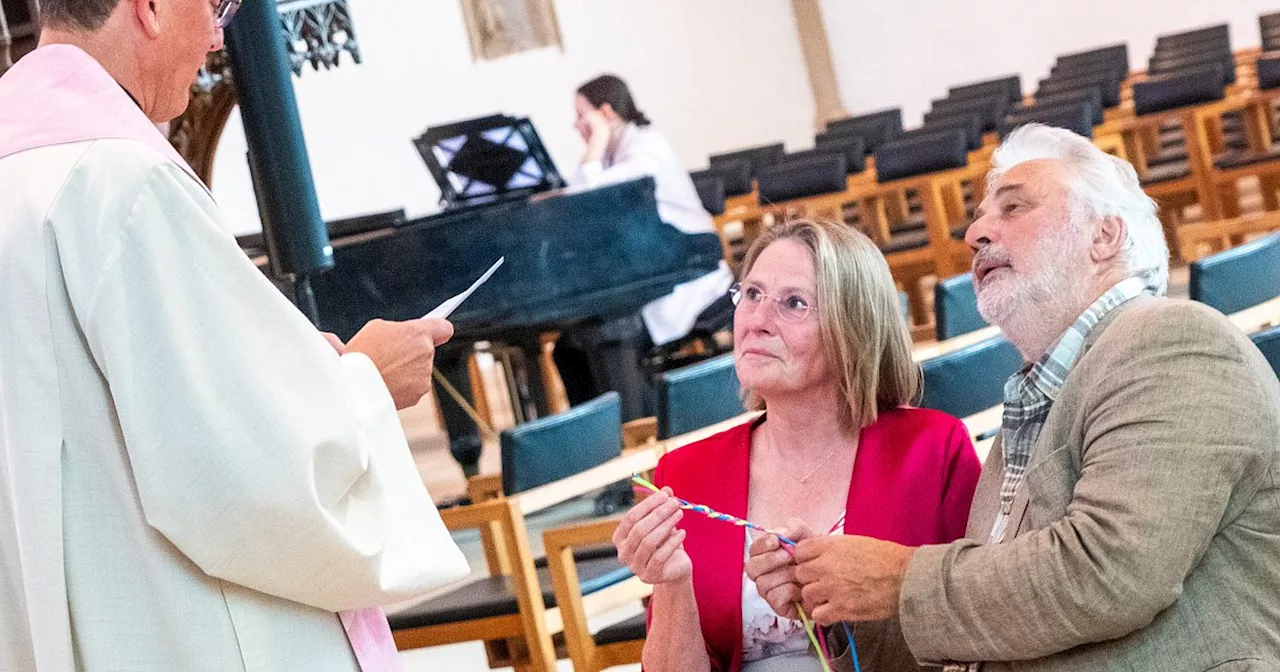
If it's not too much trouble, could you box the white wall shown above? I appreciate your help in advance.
[820,0,1280,128]
[210,0,817,235]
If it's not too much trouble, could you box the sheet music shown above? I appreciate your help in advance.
[424,257,505,319]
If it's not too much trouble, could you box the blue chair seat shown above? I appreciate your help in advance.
[657,354,744,439]
[1251,326,1280,378]
[593,613,647,646]
[388,556,633,629]
[1189,234,1280,314]
[920,336,1023,419]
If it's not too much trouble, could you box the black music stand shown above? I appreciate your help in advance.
[414,113,564,209]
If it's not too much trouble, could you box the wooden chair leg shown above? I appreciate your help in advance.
[1261,174,1280,212]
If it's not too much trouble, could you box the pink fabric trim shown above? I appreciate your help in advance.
[0,44,202,186]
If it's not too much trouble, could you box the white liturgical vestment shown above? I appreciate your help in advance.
[0,46,468,671]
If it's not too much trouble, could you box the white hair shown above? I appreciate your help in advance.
[988,124,1169,295]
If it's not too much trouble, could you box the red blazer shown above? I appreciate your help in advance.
[651,407,981,672]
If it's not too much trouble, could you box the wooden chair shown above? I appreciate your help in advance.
[388,393,653,672]
[1175,210,1280,260]
[543,413,762,672]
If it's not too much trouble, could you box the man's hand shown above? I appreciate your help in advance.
[794,535,917,625]
[745,518,814,620]
[344,318,454,410]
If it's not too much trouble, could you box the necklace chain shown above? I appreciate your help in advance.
[767,424,841,484]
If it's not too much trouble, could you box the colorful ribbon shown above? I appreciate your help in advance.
[629,474,859,670]
[631,474,798,546]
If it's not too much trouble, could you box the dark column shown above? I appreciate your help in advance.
[224,0,333,324]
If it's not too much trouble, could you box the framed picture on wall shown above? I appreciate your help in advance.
[459,0,563,61]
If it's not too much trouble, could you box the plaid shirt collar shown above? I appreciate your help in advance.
[1009,276,1149,406]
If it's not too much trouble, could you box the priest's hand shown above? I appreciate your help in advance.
[793,535,916,625]
[745,518,813,620]
[613,486,691,585]
[345,317,454,410]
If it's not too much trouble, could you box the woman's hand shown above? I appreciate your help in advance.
[613,487,692,585]
[579,108,612,163]
[744,517,814,620]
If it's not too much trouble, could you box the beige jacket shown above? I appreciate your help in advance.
[899,297,1280,670]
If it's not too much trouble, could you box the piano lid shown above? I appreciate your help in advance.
[310,177,724,342]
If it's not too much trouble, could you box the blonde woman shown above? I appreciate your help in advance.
[614,220,981,671]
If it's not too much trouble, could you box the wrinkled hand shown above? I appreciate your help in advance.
[612,487,691,585]
[744,518,814,620]
[344,318,454,410]
[794,535,916,625]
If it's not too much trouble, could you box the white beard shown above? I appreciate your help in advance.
[975,229,1091,343]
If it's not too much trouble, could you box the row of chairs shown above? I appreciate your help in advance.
[409,221,1280,670]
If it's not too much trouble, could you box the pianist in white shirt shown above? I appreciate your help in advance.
[558,74,735,407]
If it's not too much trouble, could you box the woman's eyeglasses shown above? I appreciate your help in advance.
[214,0,242,28]
[729,282,813,323]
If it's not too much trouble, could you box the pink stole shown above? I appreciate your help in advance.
[0,44,401,672]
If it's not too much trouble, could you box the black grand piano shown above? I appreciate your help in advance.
[278,114,724,473]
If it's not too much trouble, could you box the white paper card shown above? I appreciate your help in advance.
[424,257,505,319]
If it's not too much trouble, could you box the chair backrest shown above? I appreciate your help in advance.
[948,74,1023,104]
[786,135,867,175]
[1148,50,1236,85]
[1018,86,1104,125]
[756,154,847,204]
[904,112,983,151]
[1131,63,1226,116]
[1259,55,1280,91]
[657,354,744,439]
[934,273,988,340]
[827,108,904,135]
[1039,72,1122,108]
[1250,325,1280,380]
[1000,101,1095,139]
[926,95,1007,132]
[709,143,786,178]
[822,112,902,153]
[692,176,726,216]
[499,392,623,495]
[874,130,969,183]
[920,336,1023,419]
[1189,233,1280,315]
[691,159,753,197]
[1155,24,1229,50]
[1055,43,1129,78]
[1262,12,1280,51]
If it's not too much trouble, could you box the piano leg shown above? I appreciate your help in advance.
[433,347,484,478]
[574,314,656,422]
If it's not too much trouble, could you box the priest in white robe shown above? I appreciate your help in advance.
[0,0,468,669]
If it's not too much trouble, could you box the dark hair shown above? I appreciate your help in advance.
[41,0,121,31]
[576,74,651,127]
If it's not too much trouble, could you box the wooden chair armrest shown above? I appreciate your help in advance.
[658,411,763,456]
[544,517,622,555]
[467,473,505,503]
[439,498,514,532]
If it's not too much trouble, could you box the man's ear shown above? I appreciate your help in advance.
[1090,215,1127,264]
[134,0,162,39]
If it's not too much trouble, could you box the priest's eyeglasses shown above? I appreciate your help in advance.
[729,282,813,323]
[214,0,242,28]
